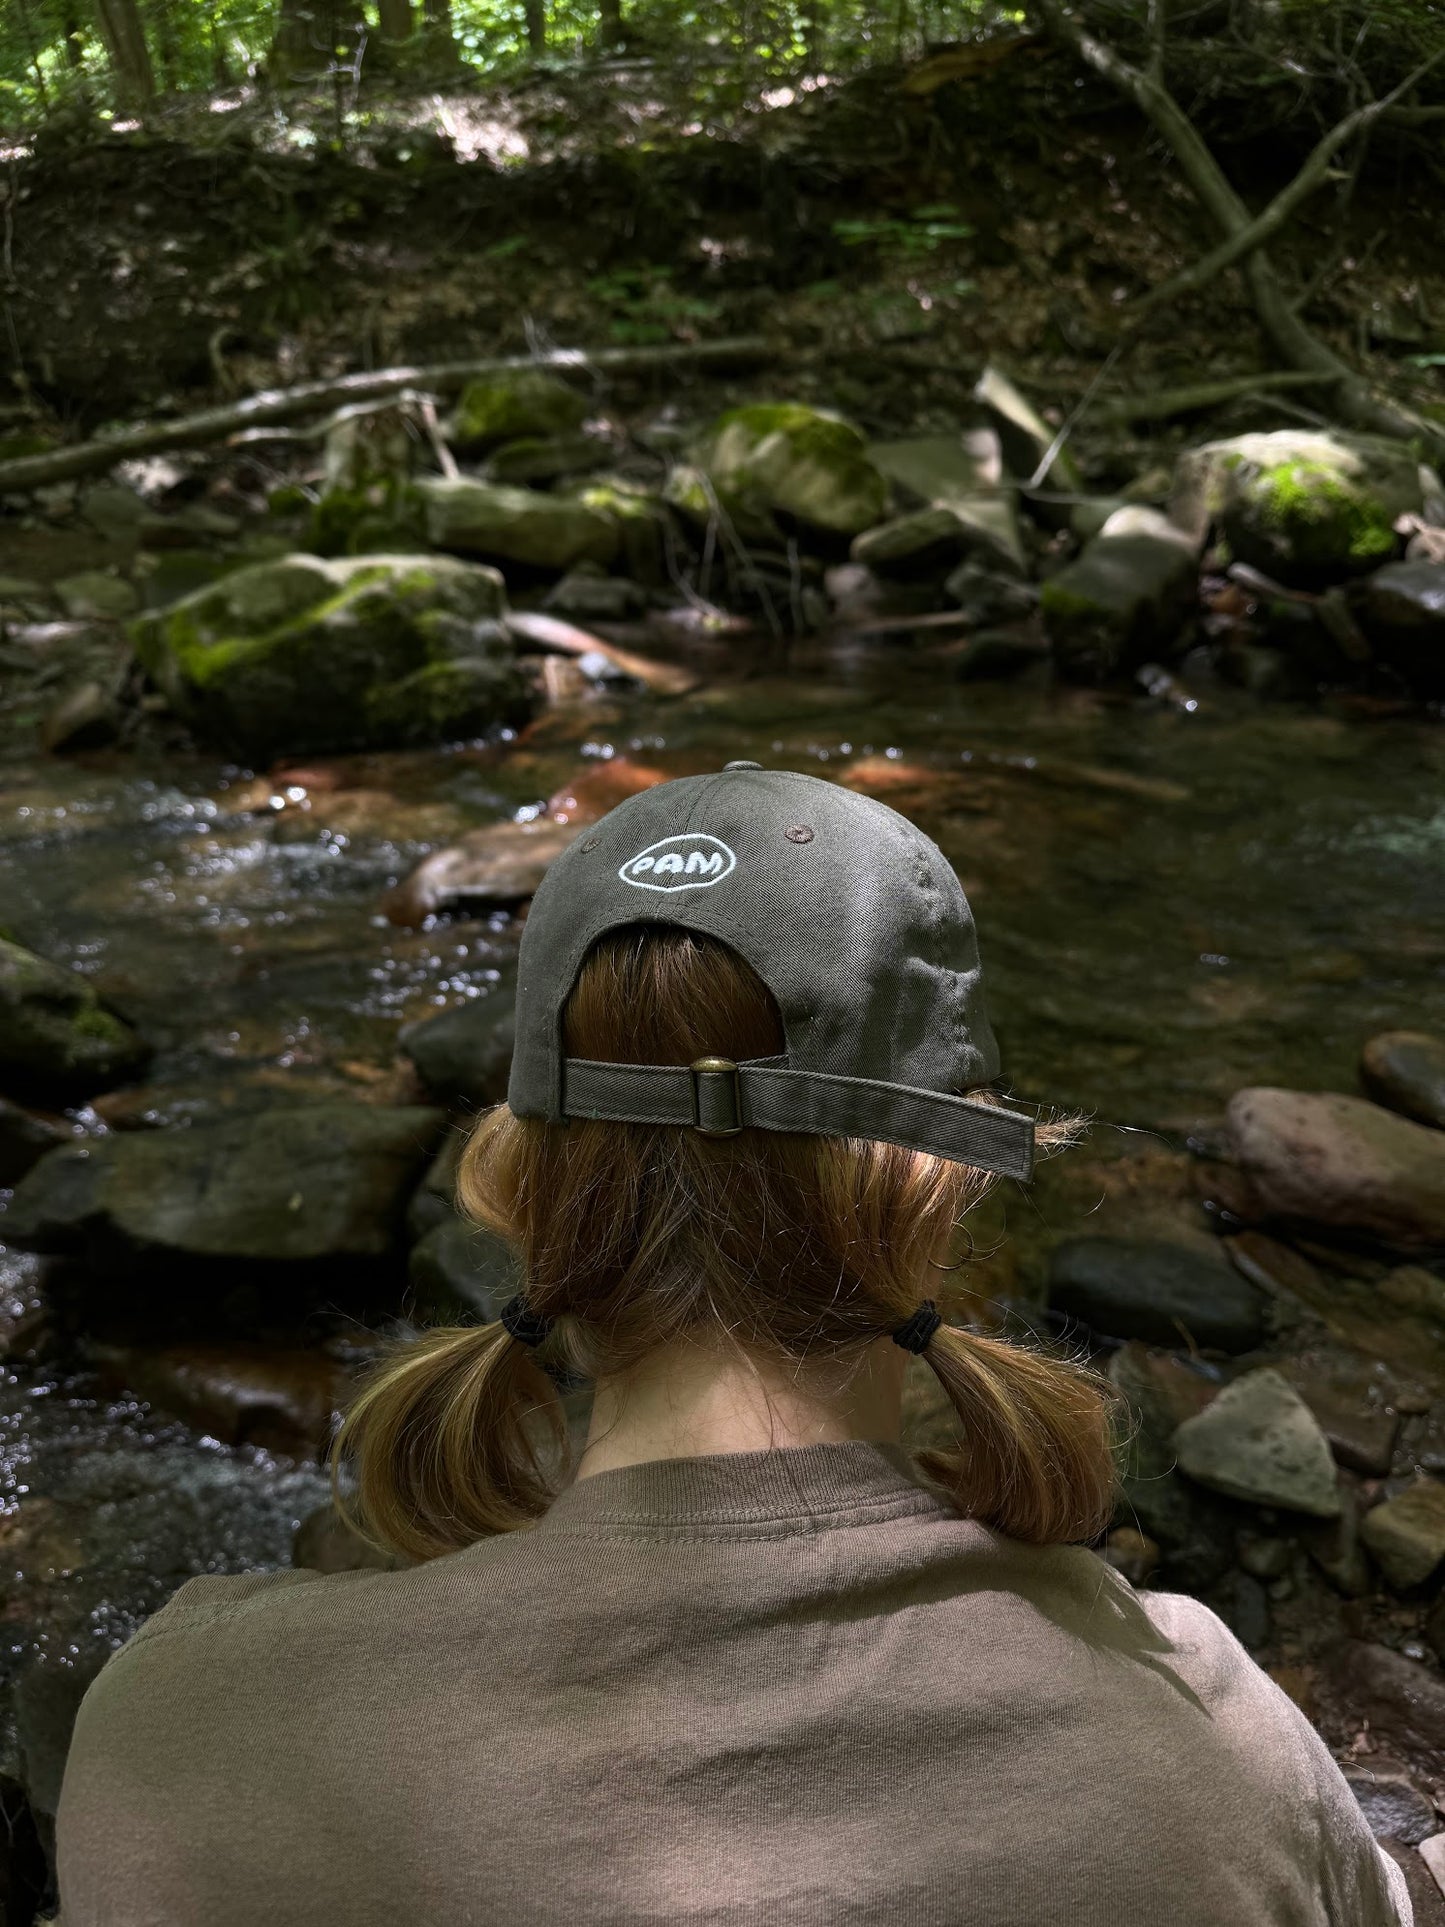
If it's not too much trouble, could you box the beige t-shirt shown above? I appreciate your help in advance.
[56,1439,1411,1926]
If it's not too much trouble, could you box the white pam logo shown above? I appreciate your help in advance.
[619,833,737,891]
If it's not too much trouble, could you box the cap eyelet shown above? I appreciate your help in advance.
[784,825,814,844]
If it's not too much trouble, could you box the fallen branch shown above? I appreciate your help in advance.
[1094,369,1340,423]
[0,337,774,496]
[1027,0,1445,455]
[1132,50,1445,318]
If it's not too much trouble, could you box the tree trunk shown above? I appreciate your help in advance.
[523,0,545,51]
[94,0,155,111]
[598,0,624,50]
[376,0,412,40]
[268,0,367,82]
[63,4,87,68]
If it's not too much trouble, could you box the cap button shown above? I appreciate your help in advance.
[722,760,762,771]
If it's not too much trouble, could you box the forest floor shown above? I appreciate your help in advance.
[4,40,1444,474]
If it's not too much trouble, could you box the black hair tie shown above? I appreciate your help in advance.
[891,1299,943,1355]
[500,1293,553,1347]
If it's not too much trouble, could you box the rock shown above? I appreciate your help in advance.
[661,464,781,546]
[1360,1478,1445,1589]
[407,1136,463,1240]
[1048,1236,1269,1352]
[1172,1367,1342,1517]
[543,754,669,825]
[53,570,138,620]
[1427,1590,1445,1666]
[850,506,976,574]
[1378,1266,1445,1325]
[1347,561,1445,695]
[1362,1031,1445,1130]
[134,547,247,609]
[488,433,612,486]
[444,370,591,453]
[307,402,427,555]
[383,816,583,925]
[88,1341,348,1457]
[0,1096,68,1185]
[407,1215,522,1322]
[1222,1229,1323,1306]
[14,1648,112,1820]
[1321,1642,1445,1778]
[972,365,1083,527]
[950,629,1050,681]
[1298,1485,1373,1596]
[1235,1530,1292,1580]
[0,1774,46,1924]
[1172,429,1420,588]
[1213,1568,1270,1650]
[418,478,619,573]
[1106,1343,1235,1589]
[1412,1837,1445,1914]
[1340,1761,1439,1845]
[944,559,1038,625]
[1101,1526,1159,1587]
[0,937,149,1104]
[543,568,647,621]
[3,1103,444,1269]
[130,552,532,761]
[1041,507,1199,681]
[1278,1364,1402,1477]
[691,403,889,539]
[561,478,670,587]
[293,1504,409,1573]
[863,434,1026,573]
[39,679,122,754]
[1225,1087,1445,1250]
[398,987,516,1108]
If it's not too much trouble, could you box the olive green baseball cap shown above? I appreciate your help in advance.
[506,760,1035,1180]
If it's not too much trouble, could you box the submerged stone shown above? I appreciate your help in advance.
[0,937,149,1105]
[129,552,532,760]
[408,1214,521,1323]
[385,815,583,925]
[691,402,889,538]
[1172,1367,1342,1518]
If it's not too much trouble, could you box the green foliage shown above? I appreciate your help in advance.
[584,266,723,344]
[830,206,974,258]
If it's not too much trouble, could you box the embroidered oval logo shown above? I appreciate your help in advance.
[618,833,737,892]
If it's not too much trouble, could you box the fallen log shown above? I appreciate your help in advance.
[1094,370,1340,424]
[0,337,773,496]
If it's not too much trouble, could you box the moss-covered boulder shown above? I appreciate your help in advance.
[561,476,670,586]
[1172,430,1421,589]
[0,938,149,1104]
[418,478,619,573]
[661,463,781,546]
[128,552,532,760]
[444,370,591,454]
[690,403,889,538]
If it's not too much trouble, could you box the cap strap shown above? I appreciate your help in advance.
[557,1059,1036,1182]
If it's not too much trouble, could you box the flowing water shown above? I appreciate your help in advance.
[3,633,1444,1778]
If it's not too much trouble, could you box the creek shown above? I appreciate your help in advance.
[3,626,1444,1772]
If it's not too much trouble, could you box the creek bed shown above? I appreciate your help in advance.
[3,635,1444,1781]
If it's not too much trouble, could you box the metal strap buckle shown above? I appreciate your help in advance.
[690,1056,742,1136]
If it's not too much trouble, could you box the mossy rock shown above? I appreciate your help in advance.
[128,551,532,760]
[0,936,149,1104]
[445,371,591,454]
[307,480,426,557]
[1173,430,1421,589]
[690,402,889,538]
[563,477,670,586]
[417,478,619,573]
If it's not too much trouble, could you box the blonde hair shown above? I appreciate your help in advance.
[333,924,1126,1561]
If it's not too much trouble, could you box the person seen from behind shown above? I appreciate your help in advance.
[56,761,1411,1925]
